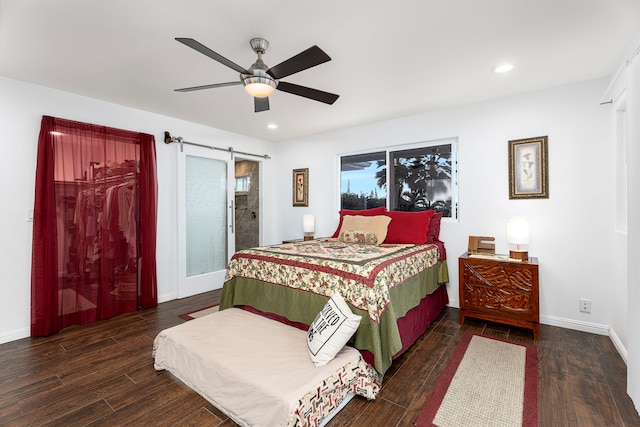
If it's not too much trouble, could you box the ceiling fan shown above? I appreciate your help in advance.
[174,37,339,113]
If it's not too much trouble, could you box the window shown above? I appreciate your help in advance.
[340,151,386,210]
[340,139,458,218]
[235,175,251,193]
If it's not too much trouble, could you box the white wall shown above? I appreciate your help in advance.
[276,78,615,336]
[623,33,640,412]
[0,75,277,343]
[607,94,629,360]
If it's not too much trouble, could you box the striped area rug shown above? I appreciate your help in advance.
[179,305,219,321]
[415,332,538,427]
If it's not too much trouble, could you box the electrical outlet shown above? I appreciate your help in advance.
[579,298,591,313]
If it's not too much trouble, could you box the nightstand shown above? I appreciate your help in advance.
[458,252,540,339]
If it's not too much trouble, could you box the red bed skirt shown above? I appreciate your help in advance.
[239,283,449,370]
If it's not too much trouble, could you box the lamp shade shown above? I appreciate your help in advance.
[244,81,276,98]
[507,217,530,245]
[243,75,277,98]
[303,214,315,233]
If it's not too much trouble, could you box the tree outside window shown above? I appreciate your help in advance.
[386,144,453,216]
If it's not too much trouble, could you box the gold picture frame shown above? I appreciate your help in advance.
[508,136,549,199]
[292,168,309,206]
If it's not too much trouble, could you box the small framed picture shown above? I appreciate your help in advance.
[508,136,549,199]
[293,168,309,206]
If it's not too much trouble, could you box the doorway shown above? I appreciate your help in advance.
[234,159,260,251]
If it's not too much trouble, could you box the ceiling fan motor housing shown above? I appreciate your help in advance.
[243,38,277,97]
[249,38,269,55]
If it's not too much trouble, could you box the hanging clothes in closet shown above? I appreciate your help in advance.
[72,172,138,313]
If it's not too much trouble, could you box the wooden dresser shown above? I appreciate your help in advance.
[458,252,540,339]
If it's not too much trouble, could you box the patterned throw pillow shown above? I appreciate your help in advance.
[307,293,362,367]
[338,229,378,245]
[339,215,391,243]
[331,207,387,238]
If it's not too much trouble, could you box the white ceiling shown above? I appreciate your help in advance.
[1,1,639,142]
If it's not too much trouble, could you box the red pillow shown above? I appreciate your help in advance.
[332,207,387,238]
[383,210,435,244]
[426,212,443,243]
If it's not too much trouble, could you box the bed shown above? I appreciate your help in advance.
[220,209,449,378]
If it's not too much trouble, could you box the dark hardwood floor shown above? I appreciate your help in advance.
[1,289,639,426]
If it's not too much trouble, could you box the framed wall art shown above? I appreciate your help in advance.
[508,136,549,199]
[292,168,309,206]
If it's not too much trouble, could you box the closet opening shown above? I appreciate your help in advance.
[31,116,158,337]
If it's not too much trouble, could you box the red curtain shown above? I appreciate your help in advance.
[31,116,158,337]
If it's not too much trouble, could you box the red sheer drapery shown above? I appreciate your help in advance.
[31,116,158,337]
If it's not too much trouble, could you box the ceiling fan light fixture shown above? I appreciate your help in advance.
[243,76,277,98]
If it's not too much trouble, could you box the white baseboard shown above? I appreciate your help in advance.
[609,327,628,364]
[542,315,629,365]
[0,327,30,345]
[158,292,177,304]
[447,298,460,309]
[540,314,610,336]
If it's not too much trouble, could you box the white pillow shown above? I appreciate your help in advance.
[307,292,362,367]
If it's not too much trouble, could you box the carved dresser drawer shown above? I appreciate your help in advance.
[458,252,539,339]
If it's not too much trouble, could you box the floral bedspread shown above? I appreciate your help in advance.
[225,238,439,323]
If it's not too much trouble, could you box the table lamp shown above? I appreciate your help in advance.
[303,214,315,241]
[507,217,529,261]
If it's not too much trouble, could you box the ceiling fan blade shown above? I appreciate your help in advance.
[276,81,339,105]
[267,45,331,79]
[174,81,242,92]
[254,97,270,113]
[176,38,249,74]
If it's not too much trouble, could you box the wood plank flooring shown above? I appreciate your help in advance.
[1,289,638,426]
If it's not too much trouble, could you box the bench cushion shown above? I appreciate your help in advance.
[153,307,379,426]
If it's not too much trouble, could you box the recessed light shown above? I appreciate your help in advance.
[267,123,278,130]
[493,64,514,74]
